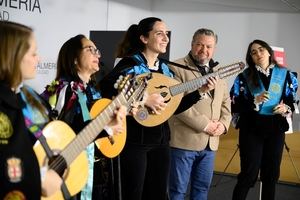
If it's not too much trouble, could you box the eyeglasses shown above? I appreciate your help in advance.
[82,46,101,56]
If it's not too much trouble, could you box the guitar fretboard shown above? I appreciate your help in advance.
[169,62,243,96]
[57,76,147,166]
[60,95,126,165]
[169,72,216,96]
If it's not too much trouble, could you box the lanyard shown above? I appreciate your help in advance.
[19,86,48,139]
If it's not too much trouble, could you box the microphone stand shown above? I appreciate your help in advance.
[211,144,239,187]
[284,141,300,182]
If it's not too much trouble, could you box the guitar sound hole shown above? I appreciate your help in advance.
[48,152,68,178]
[160,92,168,98]
[164,98,171,103]
[155,85,167,89]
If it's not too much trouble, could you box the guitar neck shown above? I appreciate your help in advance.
[60,95,126,165]
[169,72,219,96]
[169,62,244,96]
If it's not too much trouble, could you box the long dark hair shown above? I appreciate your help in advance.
[115,24,139,58]
[56,34,87,82]
[115,17,162,57]
[245,39,278,87]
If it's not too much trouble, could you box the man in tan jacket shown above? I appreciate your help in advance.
[168,28,232,200]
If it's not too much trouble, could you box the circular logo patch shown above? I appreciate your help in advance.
[270,83,281,94]
[0,112,13,144]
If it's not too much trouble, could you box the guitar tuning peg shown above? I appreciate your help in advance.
[114,82,119,89]
[125,85,129,91]
[119,82,124,89]
[126,74,131,80]
[119,80,124,88]
[115,75,127,89]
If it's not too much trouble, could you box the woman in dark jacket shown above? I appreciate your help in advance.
[0,21,62,200]
[100,17,203,200]
[230,39,298,200]
[41,34,127,199]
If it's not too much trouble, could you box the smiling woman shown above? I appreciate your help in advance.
[99,17,206,200]
[40,34,127,199]
[99,17,174,200]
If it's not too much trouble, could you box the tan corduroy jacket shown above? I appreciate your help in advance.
[168,55,232,151]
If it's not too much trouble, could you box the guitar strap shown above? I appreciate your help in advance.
[161,55,219,98]
[19,85,72,200]
[159,57,199,72]
[128,54,174,77]
[19,86,53,156]
[159,56,219,74]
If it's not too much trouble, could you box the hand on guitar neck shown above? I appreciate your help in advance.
[103,105,127,145]
[198,76,219,94]
[106,105,127,136]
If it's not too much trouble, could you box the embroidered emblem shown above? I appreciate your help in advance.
[4,190,26,200]
[270,83,281,94]
[0,112,13,144]
[7,157,23,183]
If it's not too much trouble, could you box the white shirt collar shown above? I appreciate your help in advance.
[255,64,274,77]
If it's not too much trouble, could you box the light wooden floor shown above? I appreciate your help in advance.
[215,126,300,184]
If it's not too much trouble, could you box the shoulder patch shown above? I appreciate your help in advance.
[6,157,23,183]
[0,112,13,144]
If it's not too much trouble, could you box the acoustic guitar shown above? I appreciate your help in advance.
[34,74,149,200]
[90,98,126,158]
[134,62,246,127]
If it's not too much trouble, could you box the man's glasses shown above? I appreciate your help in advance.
[83,46,101,56]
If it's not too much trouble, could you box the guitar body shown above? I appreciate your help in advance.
[133,62,246,127]
[32,75,149,199]
[90,98,127,158]
[134,73,184,127]
[34,121,88,200]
